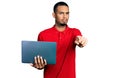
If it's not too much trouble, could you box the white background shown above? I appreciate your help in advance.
[0,0,120,78]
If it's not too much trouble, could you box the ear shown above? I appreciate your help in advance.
[52,12,55,18]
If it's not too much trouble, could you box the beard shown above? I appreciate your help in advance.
[56,20,67,27]
[60,23,67,26]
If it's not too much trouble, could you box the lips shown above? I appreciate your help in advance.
[62,19,67,23]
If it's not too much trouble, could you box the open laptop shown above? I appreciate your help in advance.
[21,40,56,64]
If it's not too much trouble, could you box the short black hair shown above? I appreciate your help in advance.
[53,1,69,13]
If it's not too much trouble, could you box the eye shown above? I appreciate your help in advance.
[59,12,64,14]
[66,12,69,14]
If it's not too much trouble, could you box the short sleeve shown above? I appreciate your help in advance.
[37,32,43,41]
[73,28,82,37]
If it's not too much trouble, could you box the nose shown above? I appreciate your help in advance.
[63,13,67,18]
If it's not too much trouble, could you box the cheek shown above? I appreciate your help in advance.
[56,14,63,18]
[58,15,63,19]
[56,16,62,21]
[66,15,69,19]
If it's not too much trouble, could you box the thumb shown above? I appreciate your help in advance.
[74,40,79,45]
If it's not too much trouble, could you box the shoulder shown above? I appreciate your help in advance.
[39,27,53,35]
[72,28,80,31]
[68,27,82,36]
[42,27,53,33]
[68,27,81,32]
[37,27,53,41]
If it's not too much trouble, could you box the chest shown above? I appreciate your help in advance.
[42,31,75,47]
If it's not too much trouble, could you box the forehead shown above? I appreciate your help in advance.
[56,6,69,12]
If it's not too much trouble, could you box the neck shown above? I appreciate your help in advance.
[55,24,67,32]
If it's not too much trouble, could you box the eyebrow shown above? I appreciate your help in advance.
[59,11,69,13]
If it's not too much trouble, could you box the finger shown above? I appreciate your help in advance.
[75,36,82,45]
[40,56,44,64]
[76,36,80,41]
[44,59,47,66]
[74,40,79,45]
[78,36,83,43]
[34,56,37,65]
[77,36,87,47]
[37,55,40,64]
[76,36,82,41]
[34,56,39,68]
[40,56,44,67]
[81,37,86,44]
[82,38,88,46]
[37,55,42,68]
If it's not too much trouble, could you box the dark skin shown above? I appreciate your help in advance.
[31,5,87,69]
[31,55,47,69]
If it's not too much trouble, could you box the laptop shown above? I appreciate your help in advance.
[21,40,56,64]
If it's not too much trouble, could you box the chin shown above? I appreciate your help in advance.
[60,23,67,26]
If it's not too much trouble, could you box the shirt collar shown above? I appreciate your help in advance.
[52,24,69,34]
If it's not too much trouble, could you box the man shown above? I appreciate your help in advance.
[32,1,87,78]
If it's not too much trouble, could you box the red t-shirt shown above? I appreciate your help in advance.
[38,25,82,78]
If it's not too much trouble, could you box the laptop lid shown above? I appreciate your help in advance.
[21,40,56,64]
